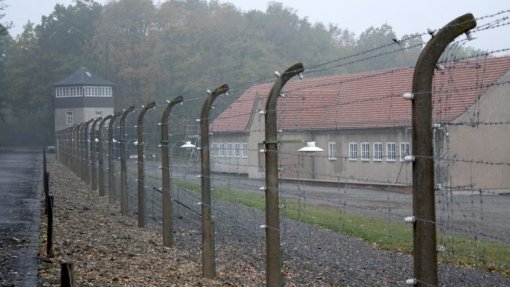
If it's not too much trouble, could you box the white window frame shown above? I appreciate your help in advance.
[349,142,358,161]
[226,143,233,157]
[66,111,73,125]
[241,143,248,158]
[211,143,218,157]
[373,142,383,161]
[386,142,396,161]
[234,143,240,157]
[328,142,337,160]
[219,143,225,157]
[361,142,370,161]
[400,142,410,161]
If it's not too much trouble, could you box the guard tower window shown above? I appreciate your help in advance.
[66,111,73,125]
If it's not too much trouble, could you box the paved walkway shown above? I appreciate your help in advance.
[0,148,42,287]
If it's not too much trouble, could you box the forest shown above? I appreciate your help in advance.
[0,0,477,146]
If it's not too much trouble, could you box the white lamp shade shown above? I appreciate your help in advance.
[298,141,324,152]
[181,141,196,148]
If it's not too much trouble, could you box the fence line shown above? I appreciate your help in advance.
[53,12,510,286]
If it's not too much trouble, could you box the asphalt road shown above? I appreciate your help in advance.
[0,148,42,287]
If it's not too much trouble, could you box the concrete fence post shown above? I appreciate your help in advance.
[411,13,476,286]
[120,106,135,215]
[71,125,79,174]
[90,117,102,190]
[68,127,74,168]
[264,63,304,287]
[160,95,183,247]
[81,120,93,182]
[108,112,122,204]
[98,115,113,196]
[136,102,156,228]
[200,84,229,279]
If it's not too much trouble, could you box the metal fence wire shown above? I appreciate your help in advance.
[54,11,510,287]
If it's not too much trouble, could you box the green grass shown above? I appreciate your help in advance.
[172,179,509,277]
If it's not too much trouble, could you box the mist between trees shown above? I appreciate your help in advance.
[0,0,480,146]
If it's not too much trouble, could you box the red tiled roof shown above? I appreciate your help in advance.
[211,56,510,133]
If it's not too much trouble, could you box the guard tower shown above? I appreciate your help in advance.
[53,67,115,131]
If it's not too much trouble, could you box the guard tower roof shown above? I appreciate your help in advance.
[53,67,116,87]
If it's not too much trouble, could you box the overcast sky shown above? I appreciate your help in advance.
[3,0,510,52]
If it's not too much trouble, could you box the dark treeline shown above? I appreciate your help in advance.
[0,0,478,146]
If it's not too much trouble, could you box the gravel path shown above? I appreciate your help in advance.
[40,156,510,286]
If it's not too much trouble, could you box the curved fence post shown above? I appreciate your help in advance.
[90,117,102,191]
[200,84,229,279]
[136,102,156,228]
[410,13,476,286]
[72,124,81,175]
[160,95,183,247]
[108,112,122,204]
[81,119,93,182]
[98,115,113,196]
[264,63,304,287]
[67,127,73,168]
[120,106,135,215]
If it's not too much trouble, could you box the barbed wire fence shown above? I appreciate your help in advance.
[54,11,510,286]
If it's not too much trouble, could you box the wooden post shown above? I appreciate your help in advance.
[44,171,50,215]
[61,262,75,287]
[47,195,54,257]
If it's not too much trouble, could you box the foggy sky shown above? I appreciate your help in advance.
[4,0,510,52]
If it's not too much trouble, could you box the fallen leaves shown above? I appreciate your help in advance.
[37,157,258,286]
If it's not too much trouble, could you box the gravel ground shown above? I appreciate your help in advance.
[39,156,510,286]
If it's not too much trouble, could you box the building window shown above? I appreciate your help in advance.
[234,143,240,157]
[211,143,218,157]
[226,143,233,157]
[242,143,248,158]
[95,111,103,118]
[66,111,73,125]
[361,142,370,161]
[373,143,383,161]
[328,142,337,160]
[349,143,358,160]
[386,142,396,161]
[400,142,410,161]
[219,143,225,157]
